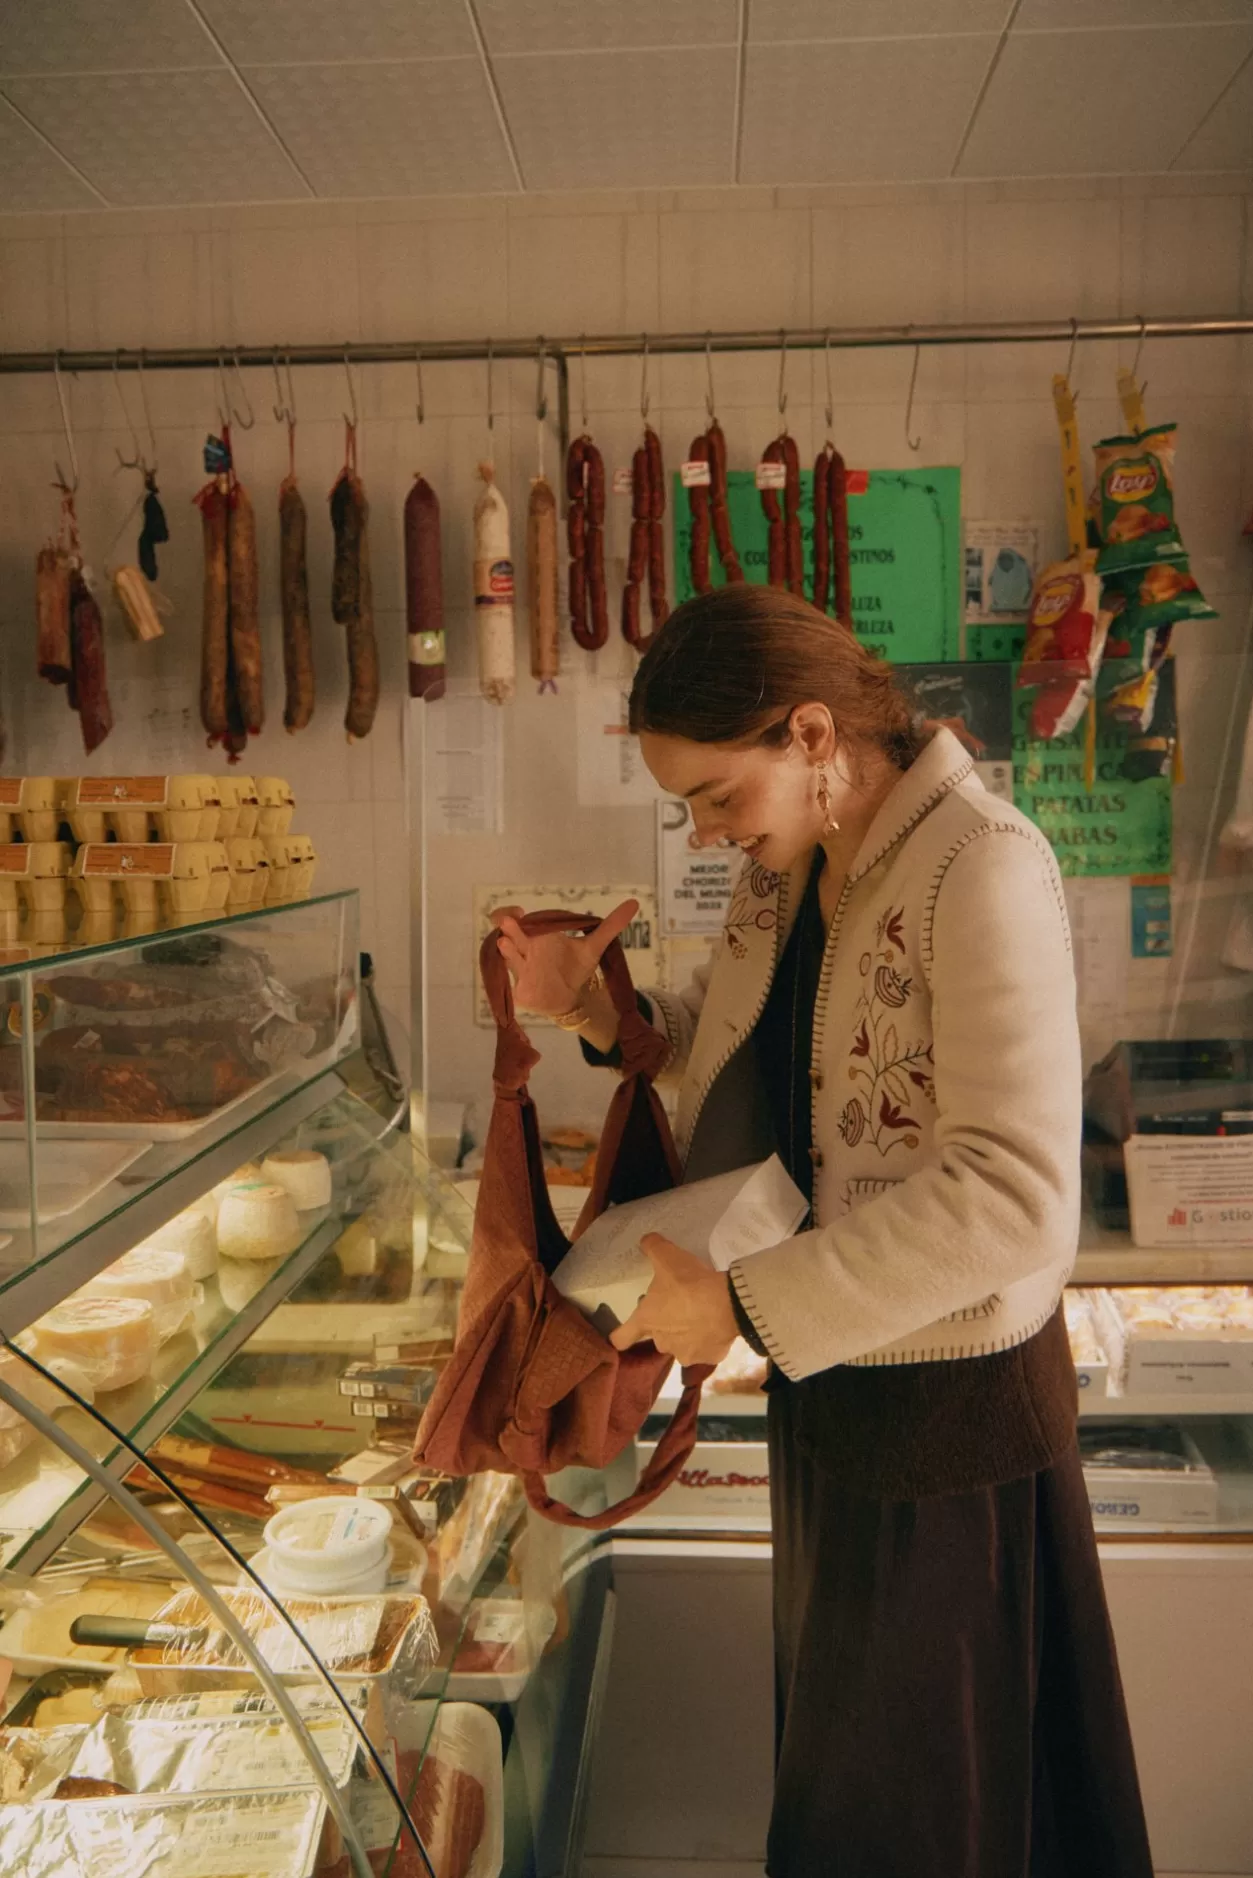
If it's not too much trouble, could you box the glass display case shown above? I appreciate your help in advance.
[0,892,616,1878]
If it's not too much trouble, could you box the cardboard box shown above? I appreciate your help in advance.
[1094,1289,1253,1396]
[1080,1423,1218,1527]
[1124,1131,1253,1247]
[628,1438,771,1527]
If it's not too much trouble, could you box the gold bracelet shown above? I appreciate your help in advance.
[550,966,606,1031]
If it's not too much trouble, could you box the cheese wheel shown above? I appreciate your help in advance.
[261,1149,332,1211]
[216,1181,301,1261]
[205,1164,264,1224]
[140,1206,218,1281]
[83,1246,197,1344]
[28,1297,156,1392]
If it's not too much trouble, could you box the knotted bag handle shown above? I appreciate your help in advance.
[519,1361,712,1529]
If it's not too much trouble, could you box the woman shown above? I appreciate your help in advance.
[494,585,1152,1878]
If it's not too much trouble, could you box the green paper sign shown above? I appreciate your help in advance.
[672,466,962,665]
[1012,663,1173,878]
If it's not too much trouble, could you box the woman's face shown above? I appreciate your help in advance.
[640,708,839,874]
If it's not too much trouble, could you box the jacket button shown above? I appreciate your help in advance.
[809,1147,824,1168]
[808,1068,823,1090]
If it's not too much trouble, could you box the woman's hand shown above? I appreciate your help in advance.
[610,1234,740,1369]
[489,899,638,1051]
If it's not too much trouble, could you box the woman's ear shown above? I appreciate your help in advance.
[789,702,837,764]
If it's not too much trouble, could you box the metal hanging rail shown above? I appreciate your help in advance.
[0,313,1249,378]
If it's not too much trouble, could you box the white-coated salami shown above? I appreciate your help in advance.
[474,462,516,705]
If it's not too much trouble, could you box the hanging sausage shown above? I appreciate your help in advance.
[812,442,852,628]
[196,427,255,762]
[528,475,559,690]
[406,474,445,702]
[330,426,379,741]
[566,433,608,652]
[687,416,743,594]
[473,463,516,705]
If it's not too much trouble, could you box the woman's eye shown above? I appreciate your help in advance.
[711,794,731,812]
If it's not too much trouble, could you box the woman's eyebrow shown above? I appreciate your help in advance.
[683,777,728,800]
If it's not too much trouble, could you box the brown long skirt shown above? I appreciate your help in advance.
[768,1390,1155,1878]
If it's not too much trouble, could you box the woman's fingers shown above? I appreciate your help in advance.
[496,915,529,958]
[585,898,640,963]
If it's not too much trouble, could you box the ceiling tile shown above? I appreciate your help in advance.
[959,24,1253,175]
[0,97,99,208]
[741,38,995,184]
[1016,0,1253,26]
[1174,53,1253,168]
[749,0,1009,39]
[243,60,514,196]
[495,48,738,191]
[476,0,737,55]
[3,70,306,205]
[199,0,475,64]
[0,0,219,74]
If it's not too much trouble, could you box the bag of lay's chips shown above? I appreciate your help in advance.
[1016,552,1111,740]
[1102,554,1216,653]
[1093,424,1184,574]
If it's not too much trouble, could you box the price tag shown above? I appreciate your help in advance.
[680,460,712,488]
[754,460,786,491]
[612,467,635,496]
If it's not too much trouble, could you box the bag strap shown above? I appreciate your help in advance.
[519,1362,713,1530]
[481,911,669,1095]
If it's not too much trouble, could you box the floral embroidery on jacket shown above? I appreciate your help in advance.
[724,862,779,960]
[839,903,934,1155]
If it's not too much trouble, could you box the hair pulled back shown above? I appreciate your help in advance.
[628,585,925,766]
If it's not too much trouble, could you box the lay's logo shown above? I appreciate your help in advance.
[1107,463,1158,502]
[1031,574,1081,627]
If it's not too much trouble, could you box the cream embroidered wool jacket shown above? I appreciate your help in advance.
[645,728,1082,1379]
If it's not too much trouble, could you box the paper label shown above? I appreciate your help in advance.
[80,843,175,877]
[0,847,33,875]
[680,460,712,488]
[1126,1133,1253,1246]
[657,797,742,937]
[409,630,446,666]
[0,780,22,807]
[427,693,504,836]
[474,557,514,605]
[754,460,786,490]
[612,467,635,495]
[75,777,169,807]
[474,1606,525,1647]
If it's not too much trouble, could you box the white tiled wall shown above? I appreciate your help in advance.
[2,177,1251,1130]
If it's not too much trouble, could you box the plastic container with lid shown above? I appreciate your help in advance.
[82,1246,199,1344]
[261,1495,393,1596]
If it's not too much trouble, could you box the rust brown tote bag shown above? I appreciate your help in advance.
[414,911,710,1529]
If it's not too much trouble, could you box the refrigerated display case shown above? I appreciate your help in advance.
[0,892,618,1878]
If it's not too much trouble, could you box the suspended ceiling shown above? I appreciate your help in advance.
[0,0,1250,213]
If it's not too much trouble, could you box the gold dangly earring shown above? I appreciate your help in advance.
[817,765,840,837]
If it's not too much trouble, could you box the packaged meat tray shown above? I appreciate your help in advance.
[1094,1286,1253,1396]
[0,1784,329,1878]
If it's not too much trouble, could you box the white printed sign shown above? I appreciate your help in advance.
[575,682,662,808]
[657,797,742,936]
[425,694,504,836]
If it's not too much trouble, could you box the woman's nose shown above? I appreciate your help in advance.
[689,811,725,848]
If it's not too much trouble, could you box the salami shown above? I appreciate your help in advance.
[197,479,231,746]
[566,433,609,651]
[68,570,113,755]
[760,439,786,588]
[830,446,852,628]
[405,474,445,701]
[811,448,831,614]
[279,475,314,730]
[527,475,559,689]
[707,420,742,582]
[330,463,379,741]
[644,425,668,639]
[36,544,73,685]
[687,432,713,595]
[473,462,516,704]
[781,434,804,597]
[622,442,650,648]
[227,482,263,734]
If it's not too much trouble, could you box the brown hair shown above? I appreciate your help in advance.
[628,585,926,765]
